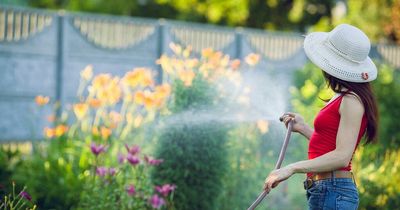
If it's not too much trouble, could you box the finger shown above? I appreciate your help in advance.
[284,112,296,118]
[272,181,279,188]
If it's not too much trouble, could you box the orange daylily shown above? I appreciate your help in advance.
[202,48,214,58]
[35,95,50,106]
[257,120,269,134]
[154,84,171,99]
[123,68,154,88]
[92,74,112,90]
[80,65,93,81]
[157,55,173,75]
[96,77,122,105]
[169,43,182,55]
[101,126,112,139]
[44,127,55,138]
[47,115,56,122]
[55,124,69,137]
[231,59,241,70]
[134,115,143,128]
[109,111,122,125]
[88,98,102,108]
[73,103,89,120]
[134,91,146,104]
[178,70,196,87]
[245,53,260,66]
[92,126,100,136]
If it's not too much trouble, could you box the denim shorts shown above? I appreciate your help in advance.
[306,178,359,210]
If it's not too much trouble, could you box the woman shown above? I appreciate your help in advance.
[264,24,379,210]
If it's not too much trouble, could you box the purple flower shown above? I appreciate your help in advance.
[155,184,176,197]
[117,153,125,164]
[20,191,32,201]
[126,184,136,196]
[149,194,165,209]
[144,155,164,166]
[125,144,140,155]
[109,167,117,176]
[127,154,140,166]
[90,143,106,156]
[96,166,108,177]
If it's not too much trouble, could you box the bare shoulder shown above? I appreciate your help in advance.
[340,93,365,116]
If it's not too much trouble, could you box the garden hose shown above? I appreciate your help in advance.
[247,118,294,210]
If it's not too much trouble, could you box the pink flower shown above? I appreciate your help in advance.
[90,143,106,156]
[96,166,108,177]
[127,154,140,166]
[155,184,176,197]
[109,167,117,176]
[20,191,32,201]
[126,184,136,196]
[125,144,140,155]
[144,155,164,166]
[117,153,125,164]
[149,194,165,209]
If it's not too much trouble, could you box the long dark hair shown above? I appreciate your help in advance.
[322,71,378,144]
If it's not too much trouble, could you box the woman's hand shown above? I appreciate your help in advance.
[263,166,295,192]
[280,112,306,133]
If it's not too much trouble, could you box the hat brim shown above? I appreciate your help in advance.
[304,32,377,83]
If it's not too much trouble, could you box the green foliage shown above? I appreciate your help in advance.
[291,61,400,209]
[152,77,228,210]
[12,140,85,209]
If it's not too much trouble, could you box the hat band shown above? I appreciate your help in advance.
[324,39,363,64]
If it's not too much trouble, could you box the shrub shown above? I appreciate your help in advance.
[152,45,259,210]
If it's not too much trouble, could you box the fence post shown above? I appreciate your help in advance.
[156,19,166,84]
[55,11,66,117]
[235,27,244,59]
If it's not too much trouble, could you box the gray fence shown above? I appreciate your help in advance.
[1,5,400,141]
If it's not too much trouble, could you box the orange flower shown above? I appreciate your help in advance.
[96,77,121,105]
[88,98,102,108]
[169,42,182,55]
[35,95,50,106]
[154,84,171,99]
[178,70,196,87]
[183,45,192,58]
[245,53,260,66]
[134,91,145,104]
[109,111,122,124]
[92,74,112,90]
[55,124,69,137]
[80,65,93,81]
[143,91,156,110]
[101,126,112,139]
[202,48,214,58]
[123,68,154,88]
[44,127,55,138]
[134,115,143,128]
[73,103,89,120]
[47,115,56,122]
[92,126,100,136]
[157,55,173,75]
[231,59,241,70]
[257,120,269,134]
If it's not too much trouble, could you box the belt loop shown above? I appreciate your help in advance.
[352,172,357,187]
[331,171,336,186]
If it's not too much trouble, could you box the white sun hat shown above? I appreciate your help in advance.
[304,24,377,83]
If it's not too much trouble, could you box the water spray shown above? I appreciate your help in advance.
[247,117,294,210]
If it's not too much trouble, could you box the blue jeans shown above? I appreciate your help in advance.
[306,178,359,210]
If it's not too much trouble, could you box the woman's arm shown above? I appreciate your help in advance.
[264,95,364,190]
[281,112,314,140]
[298,124,314,140]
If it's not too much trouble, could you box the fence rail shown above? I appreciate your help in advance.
[0,5,399,141]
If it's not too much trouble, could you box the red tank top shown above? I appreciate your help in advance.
[307,94,367,177]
